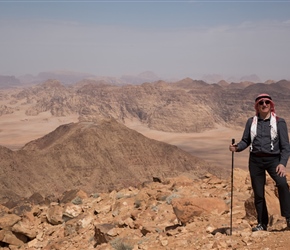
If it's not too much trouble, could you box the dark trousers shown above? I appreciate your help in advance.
[249,154,290,226]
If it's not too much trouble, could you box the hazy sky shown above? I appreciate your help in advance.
[1,0,290,81]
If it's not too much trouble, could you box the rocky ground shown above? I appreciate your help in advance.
[1,80,290,249]
[1,168,290,250]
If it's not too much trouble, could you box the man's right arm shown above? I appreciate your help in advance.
[236,117,252,152]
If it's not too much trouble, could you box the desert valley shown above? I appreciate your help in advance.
[1,75,290,249]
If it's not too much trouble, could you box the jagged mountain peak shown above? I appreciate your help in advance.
[1,119,220,203]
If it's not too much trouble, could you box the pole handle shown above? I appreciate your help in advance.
[232,138,235,145]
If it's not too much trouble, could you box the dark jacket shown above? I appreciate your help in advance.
[236,115,290,166]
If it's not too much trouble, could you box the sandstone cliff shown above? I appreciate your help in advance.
[2,78,290,133]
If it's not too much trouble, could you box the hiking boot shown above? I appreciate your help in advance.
[286,218,290,229]
[252,223,267,232]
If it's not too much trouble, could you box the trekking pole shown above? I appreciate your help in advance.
[230,138,235,236]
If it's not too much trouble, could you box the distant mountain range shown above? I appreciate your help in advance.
[0,70,277,88]
[0,70,162,87]
[1,78,290,132]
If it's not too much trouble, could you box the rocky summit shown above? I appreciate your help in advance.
[1,168,290,249]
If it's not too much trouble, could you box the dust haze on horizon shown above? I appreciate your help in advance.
[0,0,290,82]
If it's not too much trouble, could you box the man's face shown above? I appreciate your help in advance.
[257,98,271,114]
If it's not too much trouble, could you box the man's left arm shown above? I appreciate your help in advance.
[278,119,290,167]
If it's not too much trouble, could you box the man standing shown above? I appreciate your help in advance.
[229,93,290,231]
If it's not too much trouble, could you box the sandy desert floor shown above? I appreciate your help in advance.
[0,109,249,171]
[125,119,249,171]
[0,110,79,150]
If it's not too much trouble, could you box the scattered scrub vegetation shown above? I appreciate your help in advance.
[110,238,134,250]
[71,196,82,205]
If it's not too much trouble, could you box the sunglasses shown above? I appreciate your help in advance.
[258,100,270,105]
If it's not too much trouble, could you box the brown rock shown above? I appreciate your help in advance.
[59,189,88,204]
[94,223,115,246]
[11,212,39,239]
[63,203,83,219]
[0,229,27,246]
[172,197,227,225]
[0,204,9,216]
[244,176,281,221]
[0,214,21,229]
[46,204,63,225]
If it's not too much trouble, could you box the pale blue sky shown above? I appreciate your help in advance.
[1,0,290,81]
